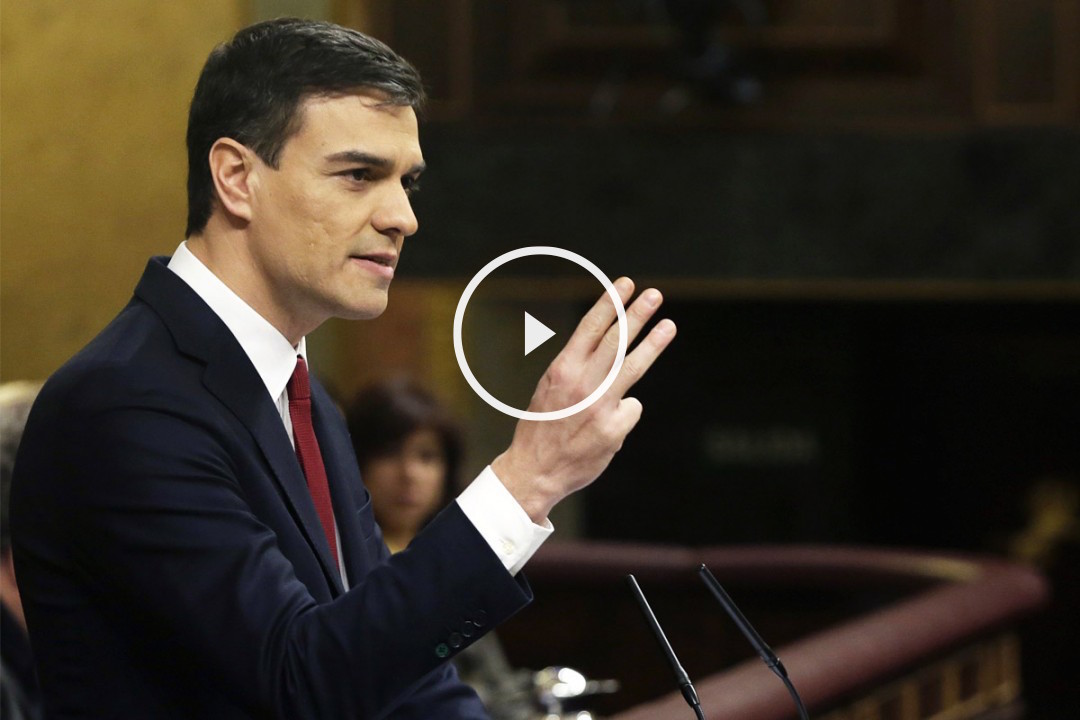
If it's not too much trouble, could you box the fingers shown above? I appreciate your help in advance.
[563,277,634,360]
[608,318,677,400]
[597,287,663,365]
[544,277,674,416]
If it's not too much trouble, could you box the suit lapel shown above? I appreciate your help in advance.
[135,258,345,595]
[203,359,345,595]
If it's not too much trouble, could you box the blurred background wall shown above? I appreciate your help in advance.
[0,0,249,381]
[2,0,1078,713]
[324,0,1080,549]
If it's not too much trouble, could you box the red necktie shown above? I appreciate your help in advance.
[287,356,338,566]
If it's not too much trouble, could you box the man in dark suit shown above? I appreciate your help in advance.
[10,18,675,719]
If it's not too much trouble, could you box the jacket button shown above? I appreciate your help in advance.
[435,643,450,658]
[448,632,463,648]
[461,622,475,638]
[473,610,488,626]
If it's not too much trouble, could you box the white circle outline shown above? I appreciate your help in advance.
[453,246,627,421]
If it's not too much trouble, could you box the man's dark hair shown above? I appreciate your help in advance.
[185,18,425,237]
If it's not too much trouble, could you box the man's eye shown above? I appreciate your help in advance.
[402,176,422,196]
[346,169,371,182]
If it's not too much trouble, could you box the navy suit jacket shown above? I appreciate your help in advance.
[11,257,532,719]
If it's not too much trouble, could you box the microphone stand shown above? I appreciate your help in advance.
[627,575,706,720]
[698,563,810,720]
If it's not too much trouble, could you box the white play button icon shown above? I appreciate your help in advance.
[454,246,627,421]
[524,312,556,356]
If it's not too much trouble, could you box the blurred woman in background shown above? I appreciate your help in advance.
[346,378,534,720]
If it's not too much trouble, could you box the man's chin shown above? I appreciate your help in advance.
[336,294,389,321]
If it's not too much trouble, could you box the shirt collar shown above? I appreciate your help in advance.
[167,241,306,400]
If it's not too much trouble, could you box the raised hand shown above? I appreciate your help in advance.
[492,277,676,523]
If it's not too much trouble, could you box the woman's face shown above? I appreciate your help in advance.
[362,427,448,538]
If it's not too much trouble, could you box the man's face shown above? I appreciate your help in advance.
[245,91,424,337]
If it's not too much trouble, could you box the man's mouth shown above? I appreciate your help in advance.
[351,252,397,268]
[348,252,398,281]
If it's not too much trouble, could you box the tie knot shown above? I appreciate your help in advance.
[287,356,311,401]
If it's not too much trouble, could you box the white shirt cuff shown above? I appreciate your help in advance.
[456,465,553,576]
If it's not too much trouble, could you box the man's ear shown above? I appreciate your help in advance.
[208,138,257,223]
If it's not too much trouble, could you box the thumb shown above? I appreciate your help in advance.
[614,396,644,435]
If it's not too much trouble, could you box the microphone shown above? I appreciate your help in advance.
[627,574,706,720]
[698,563,810,720]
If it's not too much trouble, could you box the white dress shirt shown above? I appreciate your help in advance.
[167,242,551,580]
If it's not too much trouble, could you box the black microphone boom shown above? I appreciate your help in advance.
[626,574,706,720]
[698,563,810,720]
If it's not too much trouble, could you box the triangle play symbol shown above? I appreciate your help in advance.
[524,312,556,356]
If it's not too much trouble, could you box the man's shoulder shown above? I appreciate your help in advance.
[49,254,228,397]
[14,289,219,505]
[41,296,199,419]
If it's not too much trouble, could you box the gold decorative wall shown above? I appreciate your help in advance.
[1,1,248,382]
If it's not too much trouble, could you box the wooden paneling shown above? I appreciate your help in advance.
[973,0,1080,125]
[340,0,1080,128]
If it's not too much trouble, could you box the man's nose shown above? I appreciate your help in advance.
[372,184,419,239]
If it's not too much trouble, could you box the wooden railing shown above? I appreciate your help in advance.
[498,543,1048,720]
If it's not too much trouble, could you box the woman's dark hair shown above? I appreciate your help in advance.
[185,17,425,237]
[346,378,462,497]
